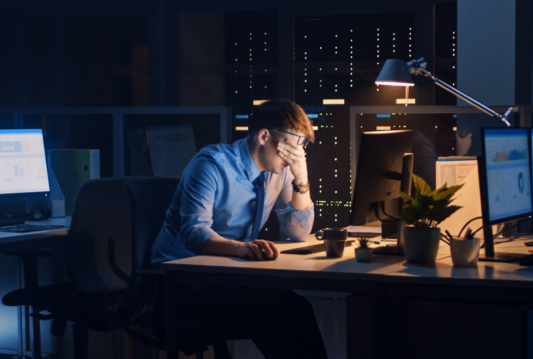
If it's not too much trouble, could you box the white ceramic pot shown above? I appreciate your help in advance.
[450,237,481,267]
[403,227,441,264]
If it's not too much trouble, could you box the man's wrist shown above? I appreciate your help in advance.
[292,180,309,194]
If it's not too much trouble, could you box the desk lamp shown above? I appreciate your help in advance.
[375,58,513,127]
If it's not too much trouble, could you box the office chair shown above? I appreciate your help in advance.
[2,177,134,359]
[112,177,231,359]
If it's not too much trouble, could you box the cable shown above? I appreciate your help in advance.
[493,217,531,239]
[492,222,510,239]
[471,225,484,237]
[380,202,399,220]
[477,217,531,249]
[372,204,396,223]
[457,216,482,238]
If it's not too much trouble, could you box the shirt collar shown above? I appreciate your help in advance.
[238,138,262,182]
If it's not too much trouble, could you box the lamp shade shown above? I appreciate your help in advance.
[375,59,414,87]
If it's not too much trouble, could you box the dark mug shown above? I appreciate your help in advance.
[315,228,348,257]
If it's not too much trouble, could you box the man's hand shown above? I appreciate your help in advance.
[278,138,308,184]
[203,236,279,260]
[237,239,279,260]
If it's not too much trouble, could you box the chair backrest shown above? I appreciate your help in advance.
[121,177,179,309]
[66,177,134,294]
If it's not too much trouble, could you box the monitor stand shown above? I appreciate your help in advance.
[477,220,526,262]
[478,252,524,262]
[373,220,405,255]
[372,153,413,257]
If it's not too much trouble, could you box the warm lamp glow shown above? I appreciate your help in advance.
[375,59,414,87]
[376,81,414,87]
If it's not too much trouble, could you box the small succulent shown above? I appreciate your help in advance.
[358,237,371,249]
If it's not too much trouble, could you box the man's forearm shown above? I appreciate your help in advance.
[291,174,312,210]
[202,235,242,257]
[202,235,279,260]
[291,190,312,211]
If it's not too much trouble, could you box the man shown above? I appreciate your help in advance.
[152,99,328,358]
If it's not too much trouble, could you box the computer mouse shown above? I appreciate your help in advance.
[518,254,533,266]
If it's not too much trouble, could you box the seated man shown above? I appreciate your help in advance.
[152,99,328,358]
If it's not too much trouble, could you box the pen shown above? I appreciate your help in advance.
[463,227,472,240]
[445,230,454,241]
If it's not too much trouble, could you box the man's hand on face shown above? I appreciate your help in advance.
[238,239,279,260]
[277,138,308,183]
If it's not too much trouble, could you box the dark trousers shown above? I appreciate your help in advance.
[177,286,329,359]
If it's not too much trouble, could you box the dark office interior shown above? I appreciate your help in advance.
[0,0,532,358]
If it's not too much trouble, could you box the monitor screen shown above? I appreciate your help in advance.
[0,129,50,197]
[481,128,532,224]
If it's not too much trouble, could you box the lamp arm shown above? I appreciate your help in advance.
[417,68,512,127]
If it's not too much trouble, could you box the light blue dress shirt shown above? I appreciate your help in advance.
[151,138,314,263]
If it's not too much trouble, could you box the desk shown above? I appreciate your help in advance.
[0,217,70,359]
[0,217,70,251]
[163,236,533,359]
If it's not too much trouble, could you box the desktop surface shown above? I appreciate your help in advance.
[162,234,533,289]
[0,217,70,249]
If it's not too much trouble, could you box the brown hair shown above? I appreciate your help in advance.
[248,99,315,143]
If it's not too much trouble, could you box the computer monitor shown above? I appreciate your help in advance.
[349,130,414,253]
[0,129,50,200]
[478,128,532,262]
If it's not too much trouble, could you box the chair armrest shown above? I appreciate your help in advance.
[107,238,131,284]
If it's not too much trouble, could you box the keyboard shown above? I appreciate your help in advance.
[0,218,25,228]
[347,232,380,238]
[281,240,355,255]
[0,224,67,233]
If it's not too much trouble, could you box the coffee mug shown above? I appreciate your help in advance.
[315,228,348,257]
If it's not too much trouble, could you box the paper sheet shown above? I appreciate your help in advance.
[146,125,197,177]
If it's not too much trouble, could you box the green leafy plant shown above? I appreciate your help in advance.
[399,174,464,229]
[357,237,371,249]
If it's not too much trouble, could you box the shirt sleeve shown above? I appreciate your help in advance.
[272,170,314,242]
[179,156,221,254]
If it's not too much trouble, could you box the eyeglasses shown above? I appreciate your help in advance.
[276,129,310,148]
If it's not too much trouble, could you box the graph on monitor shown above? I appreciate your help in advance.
[483,129,532,222]
[0,129,50,196]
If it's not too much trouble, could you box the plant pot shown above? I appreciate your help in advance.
[403,227,441,264]
[355,248,373,262]
[450,237,481,267]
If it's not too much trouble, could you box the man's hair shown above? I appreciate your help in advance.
[248,99,315,143]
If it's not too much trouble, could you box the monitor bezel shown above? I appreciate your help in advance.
[0,128,51,199]
[478,127,532,262]
[479,127,533,226]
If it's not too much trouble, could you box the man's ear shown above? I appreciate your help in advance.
[257,128,271,145]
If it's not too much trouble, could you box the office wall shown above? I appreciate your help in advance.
[179,12,225,106]
[456,0,532,156]
[457,0,533,106]
[457,0,516,106]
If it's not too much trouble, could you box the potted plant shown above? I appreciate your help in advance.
[399,174,464,263]
[355,237,373,262]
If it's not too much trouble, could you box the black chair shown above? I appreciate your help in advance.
[114,177,231,359]
[2,177,134,359]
